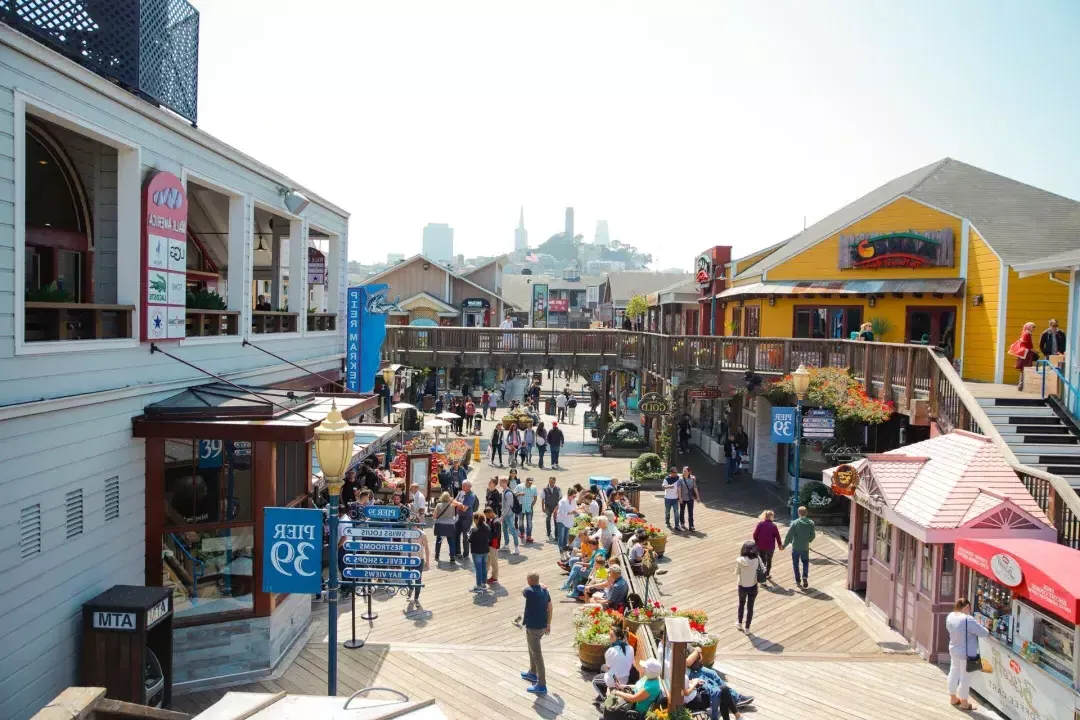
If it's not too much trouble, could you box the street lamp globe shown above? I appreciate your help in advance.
[315,400,355,493]
[792,364,811,400]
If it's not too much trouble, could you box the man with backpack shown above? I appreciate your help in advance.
[499,477,521,555]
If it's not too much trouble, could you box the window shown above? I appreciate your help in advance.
[874,517,892,564]
[164,439,253,525]
[940,544,955,597]
[920,543,933,593]
[276,442,310,505]
[163,527,255,621]
[794,306,863,339]
[744,305,760,337]
[905,306,957,353]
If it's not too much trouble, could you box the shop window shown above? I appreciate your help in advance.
[730,308,741,336]
[276,442,310,505]
[164,439,254,526]
[905,306,957,354]
[163,527,255,621]
[744,306,760,337]
[794,306,863,339]
[874,517,892,564]
[940,544,955,598]
[920,543,933,593]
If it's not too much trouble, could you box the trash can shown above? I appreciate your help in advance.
[621,482,641,510]
[545,397,555,416]
[402,407,419,432]
[82,585,173,708]
[422,394,435,411]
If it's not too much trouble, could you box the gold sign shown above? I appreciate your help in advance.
[832,464,860,497]
[638,392,670,417]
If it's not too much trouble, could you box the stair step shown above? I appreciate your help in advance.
[1000,434,1078,446]
[1010,444,1080,456]
[1002,416,1062,426]
[998,425,1072,435]
[982,405,1056,418]
[1016,454,1080,466]
[977,397,1048,407]
[1046,466,1080,476]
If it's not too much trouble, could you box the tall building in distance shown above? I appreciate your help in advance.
[514,206,528,251]
[594,220,611,247]
[422,223,454,263]
[565,207,575,241]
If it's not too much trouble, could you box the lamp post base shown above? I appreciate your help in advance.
[343,639,366,649]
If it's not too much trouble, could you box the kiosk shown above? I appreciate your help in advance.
[81,585,173,708]
[955,537,1080,720]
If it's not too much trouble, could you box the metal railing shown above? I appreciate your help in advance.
[1038,360,1080,418]
[166,532,203,602]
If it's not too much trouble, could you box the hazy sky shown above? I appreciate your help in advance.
[195,0,1080,269]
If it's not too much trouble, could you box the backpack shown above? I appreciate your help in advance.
[625,592,645,611]
[568,397,577,408]
[506,488,521,515]
[638,549,658,578]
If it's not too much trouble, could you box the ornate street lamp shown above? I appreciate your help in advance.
[790,364,811,520]
[314,400,354,696]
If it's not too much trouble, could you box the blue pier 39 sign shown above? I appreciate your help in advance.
[263,507,323,594]
[771,407,797,444]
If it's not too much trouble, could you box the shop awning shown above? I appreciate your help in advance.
[717,278,965,300]
[955,538,1080,623]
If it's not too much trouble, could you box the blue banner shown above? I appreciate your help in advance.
[262,507,322,594]
[770,407,797,444]
[346,283,398,393]
[362,505,407,521]
[197,439,223,469]
[346,287,362,392]
[342,568,421,582]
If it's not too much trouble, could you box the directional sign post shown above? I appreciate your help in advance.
[344,541,421,553]
[343,568,423,583]
[802,408,836,440]
[361,505,407,522]
[344,527,422,539]
[343,554,423,568]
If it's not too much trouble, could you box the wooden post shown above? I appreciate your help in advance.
[862,343,872,386]
[903,346,916,407]
[664,616,693,710]
[881,347,894,400]
[599,368,611,438]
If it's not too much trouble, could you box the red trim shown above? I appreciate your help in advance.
[955,538,1080,623]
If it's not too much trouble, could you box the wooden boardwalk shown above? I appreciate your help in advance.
[174,452,997,720]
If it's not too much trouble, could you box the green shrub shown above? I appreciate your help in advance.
[186,288,228,310]
[631,453,665,481]
[799,480,839,513]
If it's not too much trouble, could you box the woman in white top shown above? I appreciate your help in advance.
[945,598,990,710]
[734,540,763,633]
[592,625,637,700]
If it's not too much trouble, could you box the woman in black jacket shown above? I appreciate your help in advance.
[468,512,491,593]
[486,478,502,517]
[490,424,504,467]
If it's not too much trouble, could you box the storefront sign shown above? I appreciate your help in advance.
[802,408,836,439]
[971,637,1075,720]
[839,228,954,270]
[346,287,362,391]
[532,284,549,328]
[197,439,224,469]
[262,507,322,594]
[991,553,1025,587]
[695,253,713,290]
[771,407,797,444]
[549,298,569,313]
[462,298,489,310]
[639,392,669,417]
[307,247,326,284]
[831,463,860,496]
[141,171,188,341]
[688,387,722,400]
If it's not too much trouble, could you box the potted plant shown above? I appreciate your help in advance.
[25,281,72,303]
[574,606,624,670]
[766,342,783,367]
[690,625,719,667]
[723,320,739,360]
[869,316,893,341]
[646,706,693,720]
[624,601,668,638]
[630,452,665,484]
[673,608,708,626]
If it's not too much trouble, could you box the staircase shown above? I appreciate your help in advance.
[978,397,1080,489]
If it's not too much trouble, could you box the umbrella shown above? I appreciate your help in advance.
[393,402,416,410]
[426,418,451,429]
[436,412,460,421]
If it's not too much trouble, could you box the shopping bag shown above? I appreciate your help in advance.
[1007,339,1026,358]
[981,657,993,673]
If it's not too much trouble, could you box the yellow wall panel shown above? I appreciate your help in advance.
[768,197,963,282]
[1002,270,1070,384]
[961,231,1000,382]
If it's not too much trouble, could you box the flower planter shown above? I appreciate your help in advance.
[723,344,738,361]
[698,642,717,666]
[601,447,645,458]
[766,346,782,368]
[624,617,666,639]
[577,642,608,671]
[649,535,667,556]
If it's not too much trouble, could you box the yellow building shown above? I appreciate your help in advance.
[720,158,1077,384]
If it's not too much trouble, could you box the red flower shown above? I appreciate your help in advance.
[670,607,678,612]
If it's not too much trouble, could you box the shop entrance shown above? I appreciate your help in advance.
[905,306,957,349]
[851,503,871,593]
[893,531,918,640]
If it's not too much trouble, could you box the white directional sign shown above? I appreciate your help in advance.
[344,527,422,539]
[342,568,421,582]
[343,554,422,568]
[802,408,836,440]
[344,541,421,553]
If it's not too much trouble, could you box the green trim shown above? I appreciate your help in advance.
[866,231,941,245]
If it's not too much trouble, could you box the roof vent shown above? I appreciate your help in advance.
[20,504,41,559]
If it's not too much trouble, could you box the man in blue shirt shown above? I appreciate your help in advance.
[520,571,552,695]
[454,480,478,562]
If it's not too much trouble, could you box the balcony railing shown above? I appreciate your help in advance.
[306,313,337,332]
[0,0,200,124]
[185,309,240,337]
[251,311,298,334]
[24,301,134,341]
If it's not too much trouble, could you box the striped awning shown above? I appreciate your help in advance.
[717,278,964,299]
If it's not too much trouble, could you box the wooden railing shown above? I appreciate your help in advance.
[251,311,298,334]
[185,309,240,337]
[24,302,134,341]
[306,313,337,332]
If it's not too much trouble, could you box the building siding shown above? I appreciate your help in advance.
[1003,269,1070,385]
[767,197,962,282]
[961,231,1000,382]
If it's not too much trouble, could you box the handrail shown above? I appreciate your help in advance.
[1037,359,1080,411]
[168,533,204,601]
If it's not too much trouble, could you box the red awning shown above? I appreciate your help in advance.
[955,538,1080,624]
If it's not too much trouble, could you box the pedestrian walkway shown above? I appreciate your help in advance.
[174,452,992,719]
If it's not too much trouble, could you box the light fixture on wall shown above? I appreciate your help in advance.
[972,294,983,307]
[254,234,269,254]
[868,295,876,307]
[423,261,431,270]
[279,187,310,215]
[768,296,776,306]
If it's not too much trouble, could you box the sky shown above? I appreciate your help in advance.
[194,0,1080,270]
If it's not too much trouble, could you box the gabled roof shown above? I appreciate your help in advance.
[464,254,508,276]
[396,292,459,315]
[1013,247,1080,274]
[737,158,1080,278]
[358,253,517,308]
[604,271,694,306]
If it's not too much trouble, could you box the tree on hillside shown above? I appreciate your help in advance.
[535,232,584,262]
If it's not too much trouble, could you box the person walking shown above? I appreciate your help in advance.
[484,507,501,585]
[490,424,504,467]
[1040,318,1066,358]
[662,467,680,530]
[556,488,579,554]
[535,422,548,469]
[783,505,817,589]
[432,492,459,562]
[556,390,568,423]
[542,477,561,540]
[735,540,763,633]
[522,424,536,467]
[678,414,691,455]
[465,397,477,435]
[946,598,990,711]
[677,466,700,532]
[488,388,500,420]
[520,476,539,543]
[506,424,522,469]
[723,432,738,483]
[566,394,577,424]
[547,421,565,469]
[455,480,479,563]
[520,572,552,694]
[1010,321,1038,390]
[499,477,521,555]
[752,510,782,582]
[480,389,491,420]
[468,512,491,594]
[455,398,467,435]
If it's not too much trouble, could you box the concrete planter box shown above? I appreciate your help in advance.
[601,447,646,458]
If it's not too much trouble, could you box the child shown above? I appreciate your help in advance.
[484,507,501,585]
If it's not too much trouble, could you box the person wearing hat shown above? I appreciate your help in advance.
[546,421,565,469]
[606,657,664,718]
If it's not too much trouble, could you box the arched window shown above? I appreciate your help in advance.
[24,121,93,303]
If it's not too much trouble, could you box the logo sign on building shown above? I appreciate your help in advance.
[531,283,549,328]
[141,171,188,341]
[638,392,669,417]
[307,247,327,284]
[770,407,797,444]
[695,253,713,290]
[592,372,603,383]
[688,387,722,400]
[990,553,1024,587]
[197,439,224,469]
[462,298,489,310]
[839,228,954,270]
[548,298,569,313]
[262,507,322,594]
[831,464,860,496]
[802,408,836,439]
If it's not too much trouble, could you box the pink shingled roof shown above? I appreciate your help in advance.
[862,431,1050,530]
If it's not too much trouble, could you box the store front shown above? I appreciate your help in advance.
[461,297,491,327]
[823,430,1054,660]
[955,538,1080,720]
[132,386,379,687]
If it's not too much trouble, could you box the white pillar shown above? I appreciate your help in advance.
[289,217,307,320]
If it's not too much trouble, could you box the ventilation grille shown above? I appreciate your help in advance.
[20,504,42,559]
[104,477,120,522]
[65,489,84,539]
